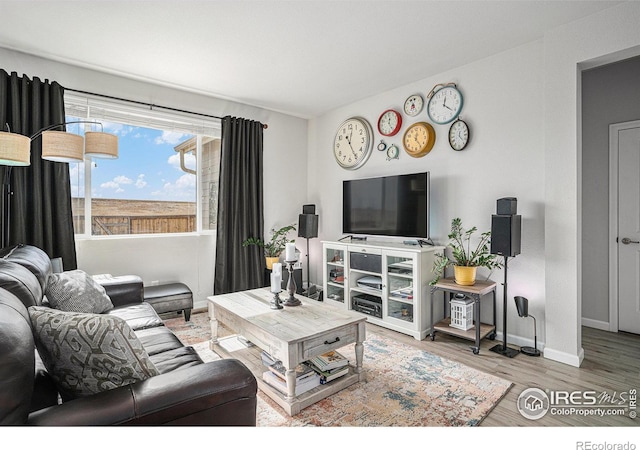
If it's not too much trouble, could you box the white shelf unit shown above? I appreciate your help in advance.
[322,240,443,340]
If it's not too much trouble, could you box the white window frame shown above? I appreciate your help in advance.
[65,93,221,238]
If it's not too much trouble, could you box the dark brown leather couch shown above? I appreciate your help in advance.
[0,244,257,426]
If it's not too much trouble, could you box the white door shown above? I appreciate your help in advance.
[615,123,640,334]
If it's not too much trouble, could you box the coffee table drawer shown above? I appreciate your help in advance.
[302,326,357,360]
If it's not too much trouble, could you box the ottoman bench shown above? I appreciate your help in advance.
[143,282,193,322]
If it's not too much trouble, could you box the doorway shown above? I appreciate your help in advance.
[609,120,640,334]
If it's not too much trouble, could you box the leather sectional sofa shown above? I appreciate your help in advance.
[0,244,257,425]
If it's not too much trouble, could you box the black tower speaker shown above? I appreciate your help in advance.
[490,214,521,257]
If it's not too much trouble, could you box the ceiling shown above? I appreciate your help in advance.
[0,1,622,118]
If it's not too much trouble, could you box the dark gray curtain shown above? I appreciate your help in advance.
[214,116,264,294]
[0,70,77,269]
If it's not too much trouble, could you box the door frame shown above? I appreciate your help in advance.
[608,119,640,332]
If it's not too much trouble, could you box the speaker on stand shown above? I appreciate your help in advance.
[489,197,521,358]
[298,204,319,297]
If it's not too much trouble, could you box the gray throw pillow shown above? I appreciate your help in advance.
[29,306,160,400]
[45,269,113,313]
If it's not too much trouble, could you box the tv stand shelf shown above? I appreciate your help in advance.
[322,240,443,340]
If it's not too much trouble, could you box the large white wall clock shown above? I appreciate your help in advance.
[427,83,463,125]
[333,117,374,170]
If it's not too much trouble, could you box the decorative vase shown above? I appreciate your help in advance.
[454,265,477,286]
[265,257,280,270]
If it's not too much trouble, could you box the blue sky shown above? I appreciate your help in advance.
[69,121,197,202]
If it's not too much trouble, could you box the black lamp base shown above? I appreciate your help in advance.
[520,346,541,357]
[489,344,520,358]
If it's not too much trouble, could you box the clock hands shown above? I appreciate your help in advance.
[345,132,358,158]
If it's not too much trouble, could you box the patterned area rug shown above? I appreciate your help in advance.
[164,311,512,426]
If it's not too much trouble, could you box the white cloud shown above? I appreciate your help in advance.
[155,131,188,145]
[113,175,133,185]
[135,174,147,189]
[151,173,196,200]
[100,174,134,192]
[168,152,196,172]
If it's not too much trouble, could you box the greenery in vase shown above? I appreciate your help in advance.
[431,217,502,285]
[242,224,296,258]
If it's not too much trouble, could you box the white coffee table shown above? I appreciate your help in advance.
[208,288,366,415]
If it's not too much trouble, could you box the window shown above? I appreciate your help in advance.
[65,94,221,236]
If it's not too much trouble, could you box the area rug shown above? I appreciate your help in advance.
[164,312,512,426]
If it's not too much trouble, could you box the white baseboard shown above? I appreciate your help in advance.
[543,346,584,367]
[581,317,610,331]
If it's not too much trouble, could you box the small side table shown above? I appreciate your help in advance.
[430,278,497,354]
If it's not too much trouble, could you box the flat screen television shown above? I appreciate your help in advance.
[343,172,429,239]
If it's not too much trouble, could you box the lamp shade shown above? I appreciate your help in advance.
[0,132,31,166]
[84,132,118,159]
[41,131,84,162]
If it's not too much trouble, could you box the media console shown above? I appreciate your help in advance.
[322,240,444,340]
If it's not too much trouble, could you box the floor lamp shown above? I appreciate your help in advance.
[298,204,318,296]
[0,122,118,247]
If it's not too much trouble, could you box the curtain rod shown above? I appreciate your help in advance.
[64,87,268,129]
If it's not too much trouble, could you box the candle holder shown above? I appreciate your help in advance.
[270,290,283,310]
[283,260,301,306]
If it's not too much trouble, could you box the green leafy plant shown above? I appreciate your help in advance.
[431,217,502,285]
[242,224,296,258]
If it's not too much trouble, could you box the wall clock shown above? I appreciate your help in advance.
[333,117,374,170]
[448,118,470,151]
[402,122,435,158]
[377,109,402,136]
[404,94,424,117]
[426,83,463,125]
[386,144,399,161]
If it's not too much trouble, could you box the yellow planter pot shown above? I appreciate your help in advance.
[454,266,477,286]
[265,257,280,270]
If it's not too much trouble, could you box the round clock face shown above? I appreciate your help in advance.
[427,85,463,124]
[386,144,399,160]
[448,119,470,151]
[404,94,424,117]
[402,122,436,158]
[333,117,374,170]
[377,109,402,136]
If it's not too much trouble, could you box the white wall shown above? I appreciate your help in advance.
[543,1,640,366]
[308,41,547,350]
[0,47,308,309]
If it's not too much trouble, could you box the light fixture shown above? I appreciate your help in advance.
[0,127,31,166]
[32,121,118,162]
[0,121,118,247]
[84,131,118,159]
[514,296,541,357]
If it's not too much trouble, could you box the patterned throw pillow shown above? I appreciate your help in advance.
[29,306,160,400]
[45,269,113,313]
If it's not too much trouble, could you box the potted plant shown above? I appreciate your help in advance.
[242,224,296,269]
[431,217,502,286]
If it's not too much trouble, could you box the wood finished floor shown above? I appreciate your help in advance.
[367,323,640,426]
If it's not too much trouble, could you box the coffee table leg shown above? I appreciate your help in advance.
[209,309,219,349]
[285,368,297,400]
[355,322,365,374]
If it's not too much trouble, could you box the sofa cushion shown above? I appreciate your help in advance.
[0,244,52,293]
[0,261,43,308]
[45,270,114,314]
[107,302,164,330]
[29,306,160,401]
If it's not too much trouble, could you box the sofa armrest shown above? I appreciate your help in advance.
[27,359,257,426]
[93,275,144,307]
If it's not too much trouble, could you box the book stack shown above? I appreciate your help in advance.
[262,361,321,396]
[306,350,350,384]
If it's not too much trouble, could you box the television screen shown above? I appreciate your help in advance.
[343,172,429,239]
